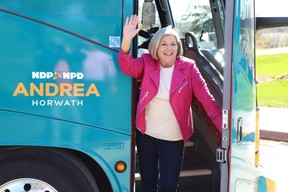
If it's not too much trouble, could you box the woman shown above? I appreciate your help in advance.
[118,15,222,192]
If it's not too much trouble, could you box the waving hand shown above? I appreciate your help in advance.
[121,15,143,53]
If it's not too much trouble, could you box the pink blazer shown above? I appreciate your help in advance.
[118,49,222,142]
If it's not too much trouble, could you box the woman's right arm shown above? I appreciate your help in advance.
[121,15,143,53]
[118,47,145,79]
[119,15,144,78]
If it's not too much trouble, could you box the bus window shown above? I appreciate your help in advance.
[170,0,220,49]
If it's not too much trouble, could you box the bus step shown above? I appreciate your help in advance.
[135,168,212,181]
[180,169,212,177]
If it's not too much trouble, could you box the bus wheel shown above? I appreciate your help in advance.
[0,147,99,192]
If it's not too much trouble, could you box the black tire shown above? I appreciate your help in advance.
[0,147,99,192]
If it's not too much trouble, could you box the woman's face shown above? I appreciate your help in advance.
[157,35,178,67]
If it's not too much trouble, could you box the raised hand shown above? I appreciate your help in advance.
[123,15,142,41]
[121,15,143,53]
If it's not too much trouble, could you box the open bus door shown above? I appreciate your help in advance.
[221,0,260,190]
[220,0,288,191]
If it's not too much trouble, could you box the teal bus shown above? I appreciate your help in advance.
[0,0,287,191]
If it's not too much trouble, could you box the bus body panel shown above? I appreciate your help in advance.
[0,0,132,134]
[0,0,134,191]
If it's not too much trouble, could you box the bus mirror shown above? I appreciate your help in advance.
[142,0,156,28]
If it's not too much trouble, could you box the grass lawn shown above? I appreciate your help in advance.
[256,53,288,107]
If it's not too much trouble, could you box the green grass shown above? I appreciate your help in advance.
[256,53,288,78]
[257,79,288,107]
[256,53,288,107]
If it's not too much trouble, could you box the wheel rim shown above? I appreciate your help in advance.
[0,178,58,192]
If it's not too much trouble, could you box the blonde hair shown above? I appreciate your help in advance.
[148,26,183,60]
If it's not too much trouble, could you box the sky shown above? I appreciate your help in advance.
[255,0,288,17]
[169,0,288,18]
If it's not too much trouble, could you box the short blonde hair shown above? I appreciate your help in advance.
[148,26,183,60]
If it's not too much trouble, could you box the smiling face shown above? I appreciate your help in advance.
[157,35,178,68]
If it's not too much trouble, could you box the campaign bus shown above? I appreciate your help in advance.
[0,0,287,191]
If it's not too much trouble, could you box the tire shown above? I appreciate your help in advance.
[0,147,99,192]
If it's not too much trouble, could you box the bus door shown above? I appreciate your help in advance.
[221,0,260,191]
[221,0,288,190]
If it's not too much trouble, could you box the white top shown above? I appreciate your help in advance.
[145,65,183,141]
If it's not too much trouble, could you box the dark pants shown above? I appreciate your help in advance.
[136,129,184,192]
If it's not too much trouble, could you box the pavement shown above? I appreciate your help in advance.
[259,139,288,192]
[256,47,288,55]
[259,107,288,141]
[258,107,288,192]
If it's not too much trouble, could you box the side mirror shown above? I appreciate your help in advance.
[142,0,156,28]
